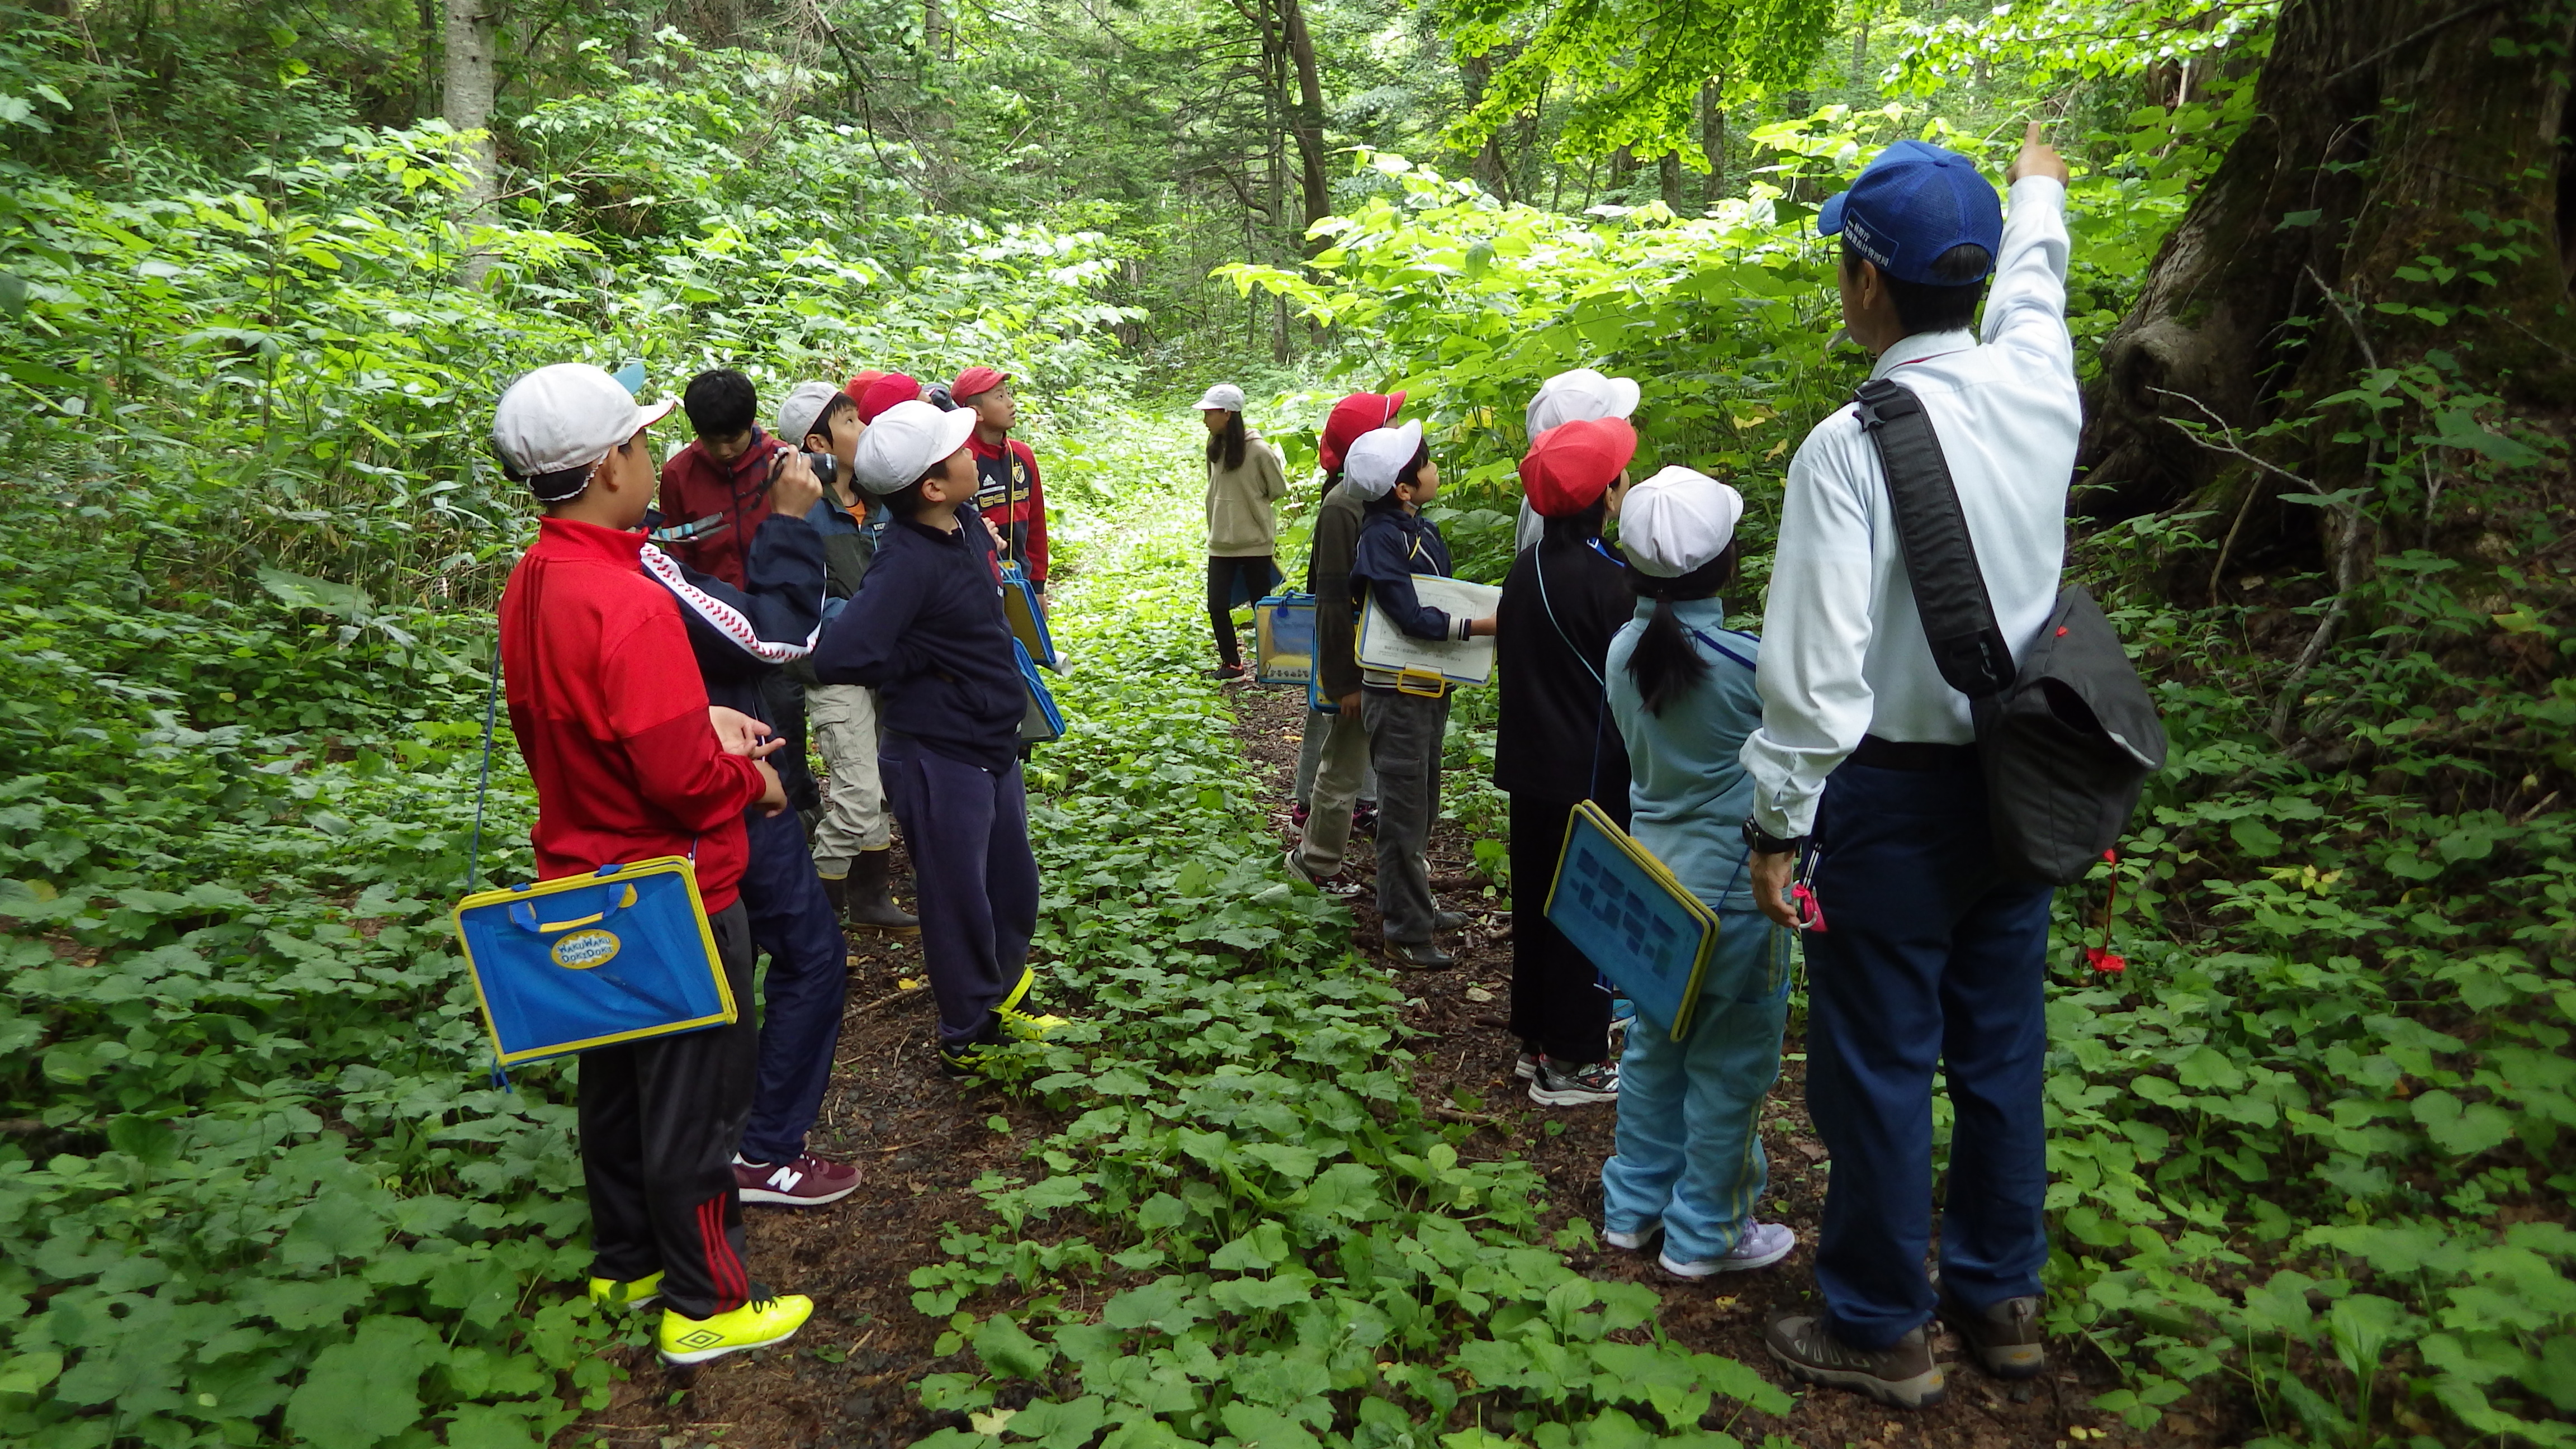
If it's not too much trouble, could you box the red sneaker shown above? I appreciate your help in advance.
[732,1153,861,1207]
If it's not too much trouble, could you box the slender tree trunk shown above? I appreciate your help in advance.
[1658,150,1682,210]
[1850,0,1871,83]
[442,0,499,286]
[1459,51,1512,202]
[924,0,948,63]
[1699,80,1725,206]
[2081,0,2576,570]
[1277,0,1333,249]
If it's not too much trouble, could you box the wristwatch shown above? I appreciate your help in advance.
[1741,818,1805,856]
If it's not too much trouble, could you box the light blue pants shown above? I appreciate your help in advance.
[1601,910,1793,1264]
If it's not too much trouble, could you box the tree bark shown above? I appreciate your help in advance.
[2078,0,2576,589]
[442,0,500,286]
[1277,0,1333,249]
[1699,80,1725,206]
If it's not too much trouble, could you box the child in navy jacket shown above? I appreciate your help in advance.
[1338,421,1496,969]
[809,400,1066,1073]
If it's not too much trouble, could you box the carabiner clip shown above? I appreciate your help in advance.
[1789,844,1829,933]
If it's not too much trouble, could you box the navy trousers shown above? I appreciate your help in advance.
[1803,758,2054,1349]
[879,733,1040,1052]
[735,805,850,1166]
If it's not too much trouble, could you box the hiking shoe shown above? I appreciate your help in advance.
[1351,802,1379,838]
[1603,1221,1659,1251]
[657,1286,815,1365]
[732,1152,861,1208]
[1432,909,1470,934]
[1386,939,1455,970]
[1528,1055,1619,1106]
[1935,1275,2047,1380]
[1282,847,1337,887]
[1661,1221,1796,1277]
[996,967,1069,1041]
[1765,1314,1945,1410]
[588,1271,664,1310]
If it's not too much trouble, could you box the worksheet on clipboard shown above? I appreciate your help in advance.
[1356,576,1502,686]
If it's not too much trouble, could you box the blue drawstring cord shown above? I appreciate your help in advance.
[465,637,512,1092]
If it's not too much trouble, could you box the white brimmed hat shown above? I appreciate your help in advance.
[1526,368,1641,438]
[1620,466,1744,577]
[851,399,979,495]
[493,363,678,490]
[1196,382,1246,412]
[1342,420,1424,501]
[776,381,844,448]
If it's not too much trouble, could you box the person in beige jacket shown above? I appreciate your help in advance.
[1198,383,1289,679]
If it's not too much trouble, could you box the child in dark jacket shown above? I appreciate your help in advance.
[808,400,1068,1074]
[1339,420,1496,969]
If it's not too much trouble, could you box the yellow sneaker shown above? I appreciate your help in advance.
[996,967,1070,1041]
[657,1288,814,1365]
[587,1271,664,1309]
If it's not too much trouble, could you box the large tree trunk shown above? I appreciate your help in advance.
[1277,0,1333,250]
[2079,0,2576,591]
[442,0,499,286]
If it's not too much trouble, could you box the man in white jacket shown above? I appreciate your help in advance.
[1742,125,2075,1409]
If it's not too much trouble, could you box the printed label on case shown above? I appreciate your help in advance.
[552,929,622,970]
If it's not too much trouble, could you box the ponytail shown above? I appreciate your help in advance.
[1624,543,1741,716]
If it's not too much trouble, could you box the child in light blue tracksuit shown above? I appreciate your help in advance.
[1598,466,1796,1280]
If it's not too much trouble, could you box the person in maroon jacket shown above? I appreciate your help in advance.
[953,366,1051,594]
[490,362,815,1367]
[654,369,788,591]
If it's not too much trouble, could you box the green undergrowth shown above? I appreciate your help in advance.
[902,441,1798,1449]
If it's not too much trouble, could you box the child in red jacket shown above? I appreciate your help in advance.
[491,362,813,1366]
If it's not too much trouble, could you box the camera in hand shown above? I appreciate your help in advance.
[775,448,839,491]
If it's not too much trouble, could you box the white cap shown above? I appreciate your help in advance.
[776,381,844,448]
[1196,382,1246,412]
[493,363,678,484]
[1342,420,1424,501]
[851,399,979,495]
[1620,466,1743,577]
[1526,368,1641,438]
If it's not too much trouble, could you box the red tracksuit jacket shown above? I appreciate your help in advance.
[500,517,767,911]
[967,434,1050,585]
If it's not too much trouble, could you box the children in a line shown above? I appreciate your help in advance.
[1496,416,1640,1107]
[1745,126,2076,1410]
[1597,465,1797,1282]
[778,381,920,936]
[1197,382,1290,680]
[1285,392,1395,877]
[810,400,1068,1074]
[489,363,813,1365]
[1338,421,1495,969]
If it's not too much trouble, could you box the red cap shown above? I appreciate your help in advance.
[1519,416,1638,517]
[1319,391,1407,473]
[951,366,1011,401]
[855,372,923,424]
[842,370,888,407]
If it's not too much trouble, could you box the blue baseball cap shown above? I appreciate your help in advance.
[1817,140,2002,286]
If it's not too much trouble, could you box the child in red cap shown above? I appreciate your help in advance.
[952,367,1049,594]
[1285,391,1401,882]
[1495,415,1640,1107]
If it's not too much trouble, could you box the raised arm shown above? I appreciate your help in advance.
[1983,125,2073,376]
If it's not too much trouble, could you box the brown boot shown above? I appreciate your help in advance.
[1935,1275,2047,1380]
[847,848,919,935]
[1764,1313,1946,1409]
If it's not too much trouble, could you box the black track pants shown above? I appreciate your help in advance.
[577,900,760,1320]
[1206,555,1276,667]
[1507,792,1621,1064]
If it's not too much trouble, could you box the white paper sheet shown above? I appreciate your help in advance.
[1357,576,1502,686]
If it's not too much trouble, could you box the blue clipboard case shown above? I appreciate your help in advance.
[1543,800,1720,1040]
[452,858,738,1066]
[1000,562,1055,669]
[1016,638,1064,743]
[1253,592,1315,686]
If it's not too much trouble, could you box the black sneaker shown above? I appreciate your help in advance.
[1351,802,1379,838]
[1527,1055,1618,1106]
[1431,909,1470,934]
[1764,1314,1945,1409]
[1385,939,1455,970]
[1935,1275,2047,1380]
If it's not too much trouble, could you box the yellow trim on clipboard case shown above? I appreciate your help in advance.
[1543,799,1722,1041]
[449,855,737,1066]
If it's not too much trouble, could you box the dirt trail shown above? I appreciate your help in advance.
[576,672,2136,1449]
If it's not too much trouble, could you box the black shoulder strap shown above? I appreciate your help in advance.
[1852,377,2015,699]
